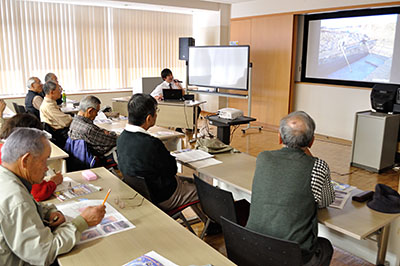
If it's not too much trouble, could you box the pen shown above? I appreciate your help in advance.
[102,189,112,205]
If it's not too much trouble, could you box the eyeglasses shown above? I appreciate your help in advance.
[114,193,144,209]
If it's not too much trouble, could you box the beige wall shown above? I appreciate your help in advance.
[232,0,397,140]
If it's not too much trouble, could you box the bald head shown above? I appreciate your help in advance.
[279,111,315,149]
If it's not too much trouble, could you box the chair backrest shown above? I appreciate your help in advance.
[193,174,237,225]
[64,137,96,171]
[220,216,302,266]
[12,102,26,114]
[43,123,68,148]
[122,175,154,202]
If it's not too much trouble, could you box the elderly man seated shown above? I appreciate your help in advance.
[40,80,72,147]
[0,128,105,265]
[69,95,117,168]
[40,80,72,130]
[25,76,44,119]
[246,111,335,266]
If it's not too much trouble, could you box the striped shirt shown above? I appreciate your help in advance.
[310,158,335,208]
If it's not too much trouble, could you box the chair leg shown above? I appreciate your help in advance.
[190,203,207,224]
[178,212,196,235]
[200,218,211,239]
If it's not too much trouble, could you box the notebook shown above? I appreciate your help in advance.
[162,89,184,101]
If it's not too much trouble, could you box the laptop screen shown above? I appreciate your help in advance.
[162,89,183,101]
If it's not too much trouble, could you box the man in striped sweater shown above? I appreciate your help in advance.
[246,111,335,266]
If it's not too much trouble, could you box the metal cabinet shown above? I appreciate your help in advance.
[350,111,400,173]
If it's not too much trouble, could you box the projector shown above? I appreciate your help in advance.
[218,108,243,120]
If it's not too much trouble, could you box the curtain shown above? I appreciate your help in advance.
[0,0,192,95]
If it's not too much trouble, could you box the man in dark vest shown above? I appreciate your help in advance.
[25,77,44,119]
[246,111,335,266]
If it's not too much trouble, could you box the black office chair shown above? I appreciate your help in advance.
[42,123,68,149]
[220,216,302,266]
[12,102,26,114]
[193,174,249,239]
[122,175,198,234]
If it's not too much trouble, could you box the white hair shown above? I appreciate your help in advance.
[79,95,101,111]
[1,128,48,163]
[26,77,36,89]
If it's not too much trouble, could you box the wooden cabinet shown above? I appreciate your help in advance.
[230,14,296,126]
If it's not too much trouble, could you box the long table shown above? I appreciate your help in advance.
[46,167,235,266]
[112,96,205,130]
[192,152,400,266]
[95,119,184,151]
[48,142,69,173]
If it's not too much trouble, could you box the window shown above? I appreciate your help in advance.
[0,0,192,96]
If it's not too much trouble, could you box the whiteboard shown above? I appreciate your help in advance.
[188,46,250,91]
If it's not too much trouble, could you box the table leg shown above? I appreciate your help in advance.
[194,105,199,141]
[376,224,390,266]
[217,126,231,145]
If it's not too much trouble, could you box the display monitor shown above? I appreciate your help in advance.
[301,7,400,88]
[188,45,250,91]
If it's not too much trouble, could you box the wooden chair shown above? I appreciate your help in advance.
[193,174,249,239]
[122,175,198,234]
[12,102,26,114]
[220,216,302,266]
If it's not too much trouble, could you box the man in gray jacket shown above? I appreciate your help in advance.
[0,128,106,266]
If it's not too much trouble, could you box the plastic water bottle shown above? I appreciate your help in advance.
[62,91,67,104]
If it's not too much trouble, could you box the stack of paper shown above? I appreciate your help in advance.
[171,149,214,163]
[329,180,356,209]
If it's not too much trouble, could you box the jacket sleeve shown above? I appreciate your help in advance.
[0,200,87,266]
[31,180,57,202]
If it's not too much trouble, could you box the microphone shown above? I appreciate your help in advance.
[173,79,183,83]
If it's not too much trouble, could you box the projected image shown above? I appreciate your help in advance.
[306,13,399,84]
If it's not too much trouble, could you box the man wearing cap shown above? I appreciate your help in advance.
[246,111,335,266]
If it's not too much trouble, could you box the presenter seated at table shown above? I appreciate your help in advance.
[0,113,63,201]
[44,72,64,106]
[117,93,203,213]
[150,68,185,100]
[25,76,44,119]
[69,95,118,169]
[40,80,72,147]
[246,111,335,266]
[0,128,105,266]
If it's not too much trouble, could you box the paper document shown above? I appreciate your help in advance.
[171,149,214,163]
[123,251,178,266]
[57,200,135,244]
[190,158,222,169]
[329,180,356,209]
[53,177,101,201]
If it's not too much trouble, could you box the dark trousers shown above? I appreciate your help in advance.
[303,237,333,266]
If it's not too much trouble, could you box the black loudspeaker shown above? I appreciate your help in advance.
[179,37,195,61]
[370,84,398,113]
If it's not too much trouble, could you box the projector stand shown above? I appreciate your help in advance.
[242,63,262,133]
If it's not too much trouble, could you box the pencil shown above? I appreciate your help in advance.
[102,189,112,205]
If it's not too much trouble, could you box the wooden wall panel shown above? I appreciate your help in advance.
[230,14,295,126]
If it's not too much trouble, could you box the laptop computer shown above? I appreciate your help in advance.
[163,89,184,101]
